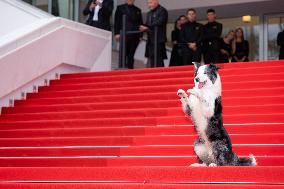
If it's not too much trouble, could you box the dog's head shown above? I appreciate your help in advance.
[193,62,221,90]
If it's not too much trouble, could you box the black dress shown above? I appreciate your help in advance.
[232,40,249,62]
[218,38,232,63]
[169,29,183,66]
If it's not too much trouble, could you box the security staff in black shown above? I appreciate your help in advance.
[139,0,168,67]
[114,0,143,69]
[202,9,222,64]
[180,8,203,65]
[277,30,284,60]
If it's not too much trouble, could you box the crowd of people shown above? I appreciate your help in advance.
[169,9,250,66]
[83,0,283,69]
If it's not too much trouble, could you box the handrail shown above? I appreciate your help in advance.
[3,0,53,18]
[0,18,111,59]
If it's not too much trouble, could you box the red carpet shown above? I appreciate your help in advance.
[0,60,284,188]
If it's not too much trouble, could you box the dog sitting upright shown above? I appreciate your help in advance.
[177,63,256,166]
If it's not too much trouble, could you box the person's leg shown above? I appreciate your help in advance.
[127,38,140,69]
[125,39,133,69]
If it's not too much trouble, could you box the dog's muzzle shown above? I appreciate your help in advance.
[198,80,207,89]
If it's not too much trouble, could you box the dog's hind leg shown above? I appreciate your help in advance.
[177,89,191,116]
[190,139,208,166]
[211,140,233,166]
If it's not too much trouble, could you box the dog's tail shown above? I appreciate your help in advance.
[238,154,257,166]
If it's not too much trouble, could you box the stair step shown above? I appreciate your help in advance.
[0,134,283,147]
[0,145,283,157]
[44,72,284,92]
[1,124,284,136]
[1,183,284,189]
[1,166,284,182]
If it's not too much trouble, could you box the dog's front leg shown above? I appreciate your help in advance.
[177,89,191,116]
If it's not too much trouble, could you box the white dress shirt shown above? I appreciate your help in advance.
[93,0,104,21]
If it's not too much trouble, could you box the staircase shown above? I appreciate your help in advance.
[0,61,284,188]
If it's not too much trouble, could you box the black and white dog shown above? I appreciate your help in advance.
[177,63,256,166]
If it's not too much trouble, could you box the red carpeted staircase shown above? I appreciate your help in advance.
[0,61,284,188]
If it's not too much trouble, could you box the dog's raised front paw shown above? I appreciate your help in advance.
[177,89,187,98]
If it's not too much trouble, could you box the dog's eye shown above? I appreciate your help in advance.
[204,71,207,74]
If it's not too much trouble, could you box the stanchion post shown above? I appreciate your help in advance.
[154,26,158,68]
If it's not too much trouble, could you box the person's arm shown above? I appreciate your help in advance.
[137,9,144,38]
[100,0,114,18]
[114,6,122,36]
[83,0,93,16]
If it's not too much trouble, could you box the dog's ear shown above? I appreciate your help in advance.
[209,63,220,72]
[192,62,201,71]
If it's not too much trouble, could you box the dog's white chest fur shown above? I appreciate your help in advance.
[189,88,217,134]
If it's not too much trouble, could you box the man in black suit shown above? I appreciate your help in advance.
[180,8,203,65]
[83,0,114,31]
[277,30,284,60]
[139,0,168,67]
[114,0,143,69]
[202,9,222,64]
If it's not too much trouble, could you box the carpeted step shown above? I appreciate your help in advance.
[0,145,283,157]
[1,183,284,189]
[0,156,282,167]
[56,63,284,82]
[1,104,284,122]
[0,134,283,147]
[1,123,284,137]
[2,166,284,182]
[41,72,284,92]
[59,60,284,79]
[1,114,284,129]
[25,84,284,99]
[12,94,284,109]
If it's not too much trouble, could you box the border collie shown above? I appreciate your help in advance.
[177,63,256,166]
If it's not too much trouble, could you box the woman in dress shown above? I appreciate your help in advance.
[169,15,187,66]
[218,30,235,63]
[232,27,249,62]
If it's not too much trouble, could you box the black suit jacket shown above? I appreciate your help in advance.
[202,21,222,51]
[114,3,143,38]
[180,21,203,49]
[145,5,168,43]
[83,0,114,31]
